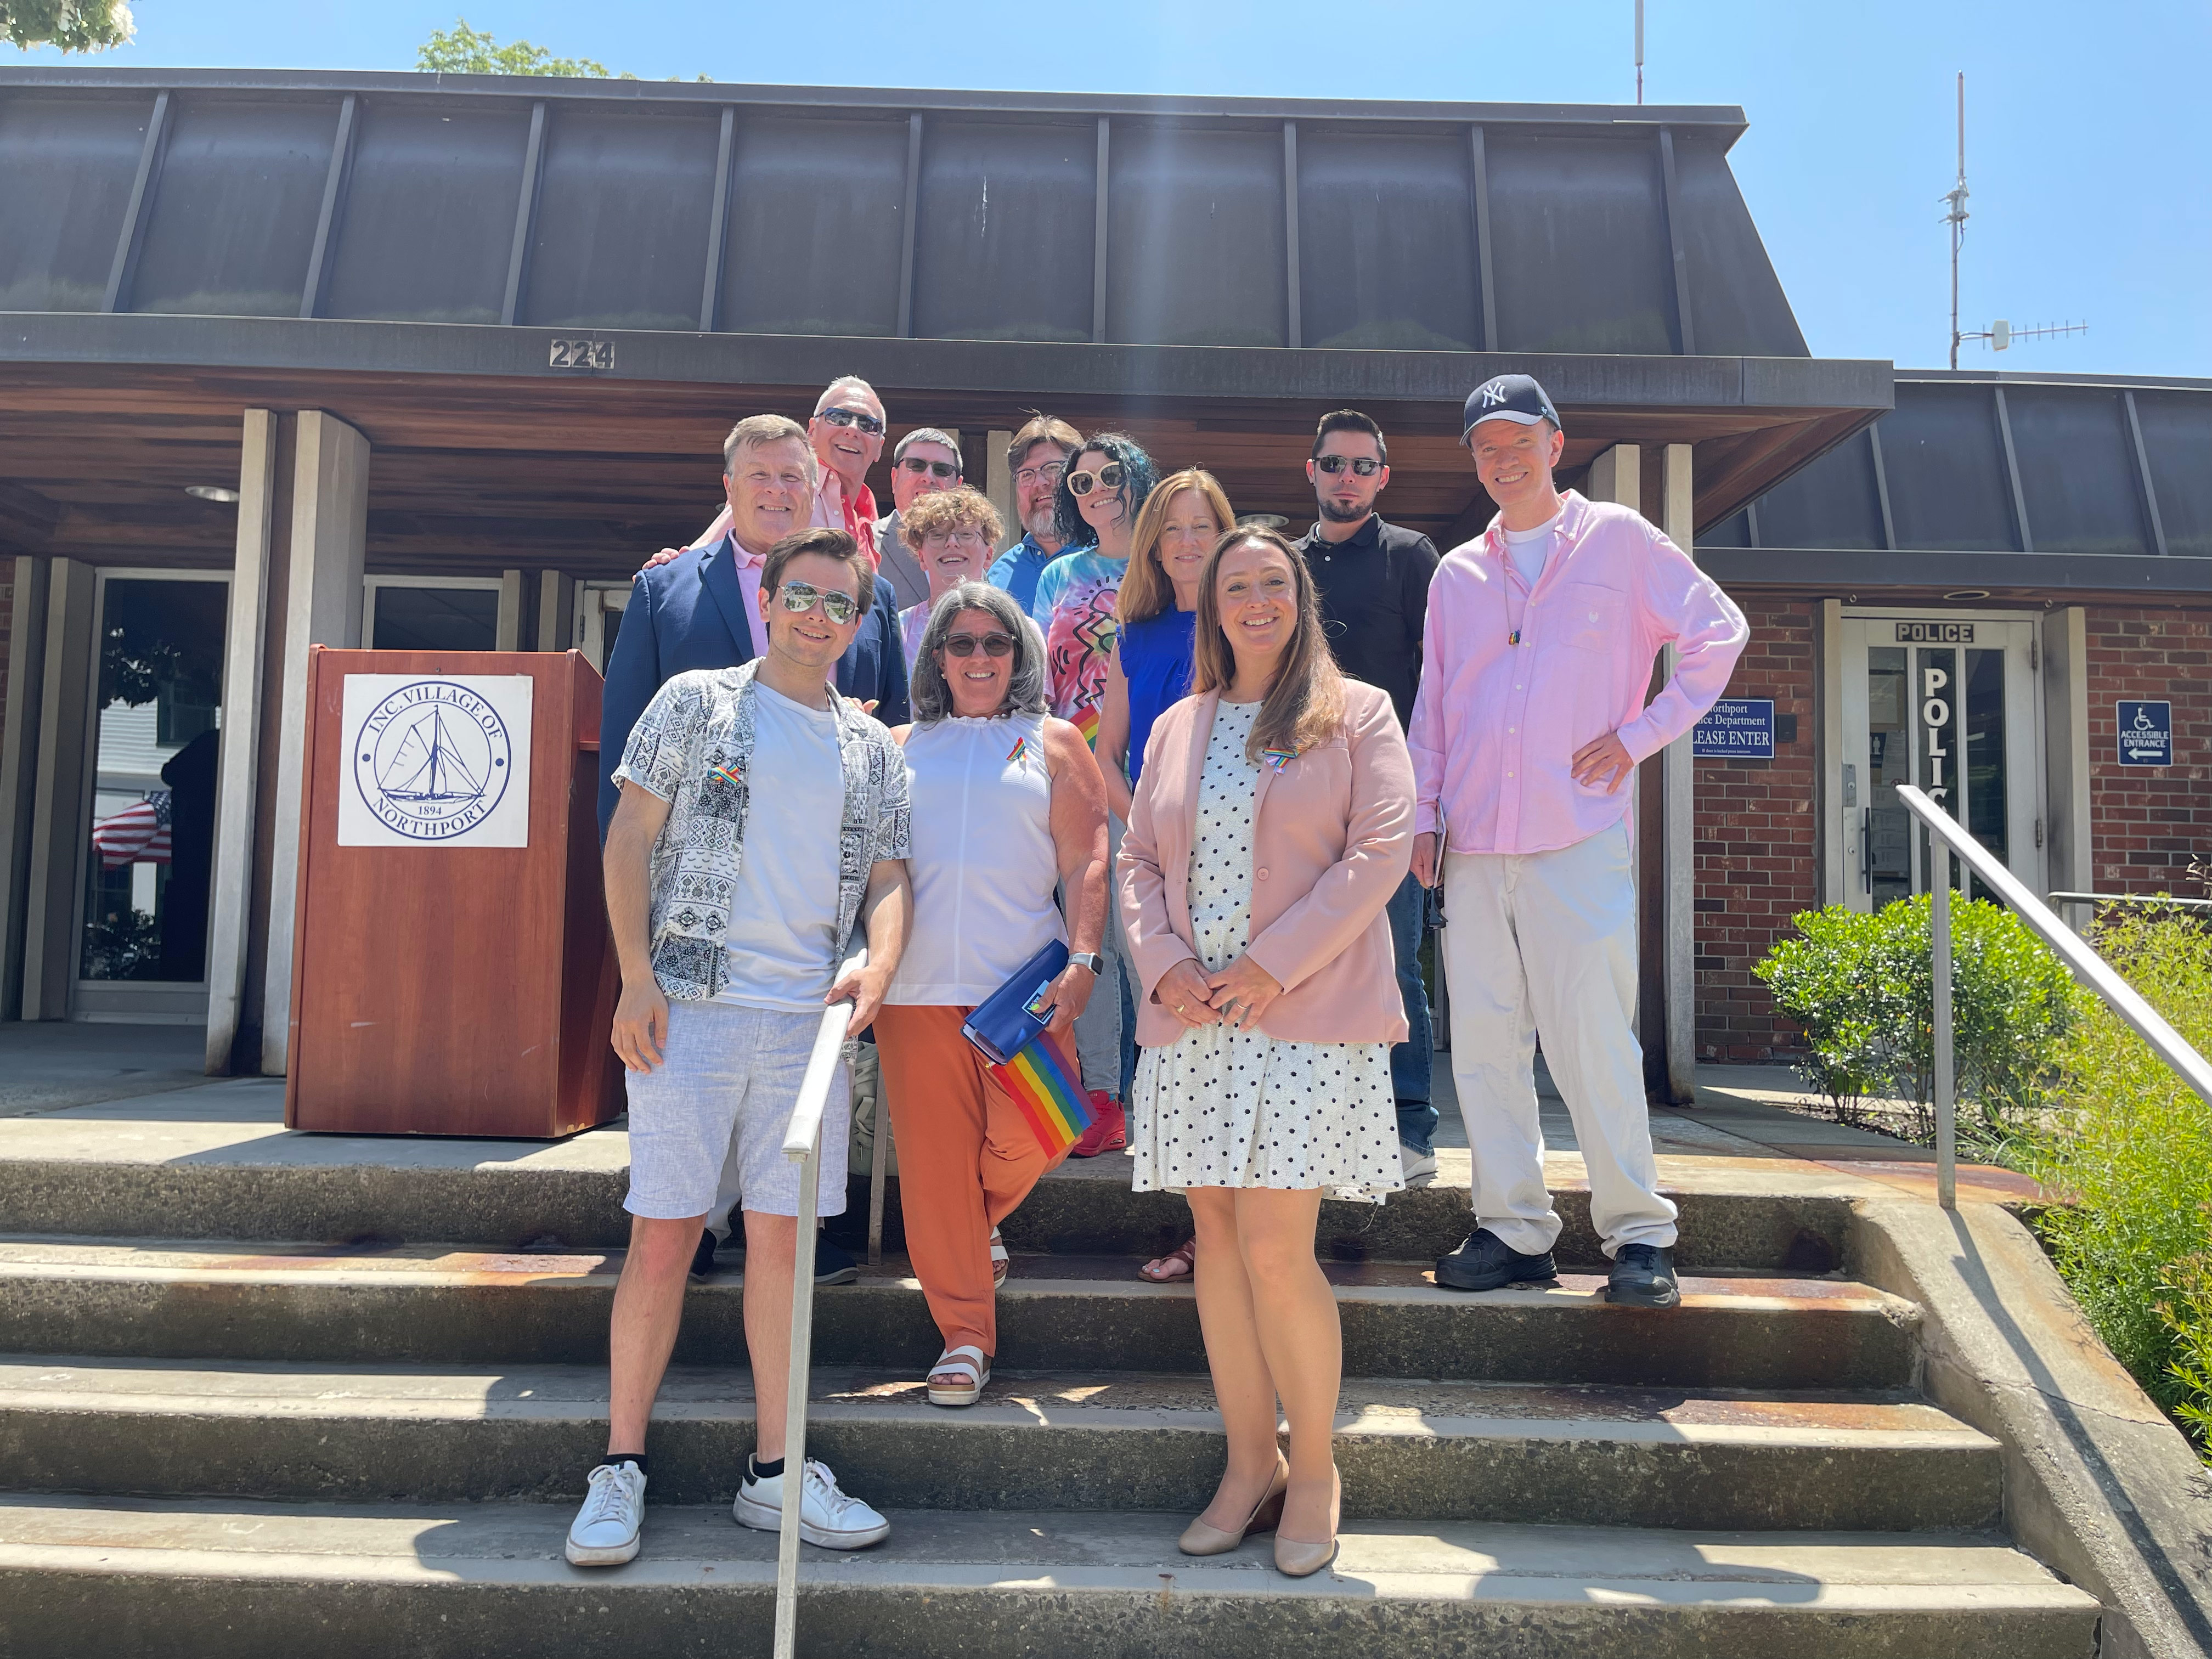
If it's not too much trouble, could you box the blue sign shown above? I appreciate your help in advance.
[1694,698,1776,760]
[2118,700,2172,768]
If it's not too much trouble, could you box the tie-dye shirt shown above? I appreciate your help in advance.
[1029,549,1128,743]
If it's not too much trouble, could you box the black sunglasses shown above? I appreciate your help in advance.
[897,455,960,479]
[1066,461,1126,496]
[942,631,1016,658]
[817,407,885,436]
[1315,455,1383,477]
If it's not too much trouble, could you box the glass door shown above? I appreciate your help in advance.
[73,572,229,1022]
[1839,613,2044,911]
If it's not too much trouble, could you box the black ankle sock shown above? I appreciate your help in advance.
[747,1453,785,1482]
[599,1453,649,1479]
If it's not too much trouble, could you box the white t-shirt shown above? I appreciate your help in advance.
[716,681,846,1013]
[1503,509,1562,585]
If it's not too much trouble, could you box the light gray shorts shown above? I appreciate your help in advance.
[623,1000,851,1221]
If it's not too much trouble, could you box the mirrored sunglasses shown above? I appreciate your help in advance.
[942,631,1016,658]
[817,407,884,436]
[1065,461,1126,496]
[1314,455,1383,477]
[776,580,860,624]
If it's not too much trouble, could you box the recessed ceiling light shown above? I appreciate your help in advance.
[185,484,239,503]
[1942,589,1990,601]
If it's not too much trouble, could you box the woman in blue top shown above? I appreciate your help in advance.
[1096,467,1234,1285]
[1096,469,1235,822]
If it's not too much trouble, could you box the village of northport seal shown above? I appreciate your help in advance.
[352,679,514,840]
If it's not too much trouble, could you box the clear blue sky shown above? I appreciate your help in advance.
[17,0,2211,377]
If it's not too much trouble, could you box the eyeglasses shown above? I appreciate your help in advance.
[1013,460,1066,489]
[1314,455,1383,477]
[1066,461,1126,496]
[897,455,959,479]
[941,631,1015,658]
[817,407,885,436]
[919,529,990,550]
[775,580,860,624]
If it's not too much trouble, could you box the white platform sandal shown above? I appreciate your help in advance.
[990,1228,1009,1288]
[927,1344,990,1407]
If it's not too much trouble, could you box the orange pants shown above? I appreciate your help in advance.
[875,1003,1072,1359]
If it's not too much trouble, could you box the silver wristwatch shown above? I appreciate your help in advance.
[1067,951,1105,975]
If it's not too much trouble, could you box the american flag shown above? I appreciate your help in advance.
[92,791,172,868]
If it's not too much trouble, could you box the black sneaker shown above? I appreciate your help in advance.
[812,1237,860,1287]
[1606,1243,1680,1308]
[689,1228,718,1280]
[1435,1227,1557,1293]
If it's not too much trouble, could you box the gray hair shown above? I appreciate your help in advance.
[893,426,963,469]
[723,413,818,482]
[814,374,882,418]
[908,582,1047,725]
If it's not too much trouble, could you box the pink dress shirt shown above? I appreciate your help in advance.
[1409,490,1747,856]
[730,540,766,639]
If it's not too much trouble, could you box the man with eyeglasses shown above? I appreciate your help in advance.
[571,523,911,1570]
[876,427,964,614]
[986,415,1083,614]
[1413,374,1746,1312]
[1293,409,1443,1187]
[807,375,889,560]
[895,486,1004,661]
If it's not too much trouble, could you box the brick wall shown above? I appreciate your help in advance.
[1693,596,1818,1060]
[2085,606,2212,896]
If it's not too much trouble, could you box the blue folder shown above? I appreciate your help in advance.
[961,939,1071,1066]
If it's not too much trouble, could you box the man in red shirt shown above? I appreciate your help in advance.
[808,375,887,560]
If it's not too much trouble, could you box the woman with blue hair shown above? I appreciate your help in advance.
[1028,431,1159,1144]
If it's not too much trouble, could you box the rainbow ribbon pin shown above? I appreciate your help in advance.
[712,762,745,789]
[1005,735,1029,765]
[1262,748,1298,773]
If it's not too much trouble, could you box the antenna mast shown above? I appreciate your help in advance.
[1943,73,1973,369]
[1635,0,1645,104]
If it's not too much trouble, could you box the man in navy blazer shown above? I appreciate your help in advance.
[599,413,910,838]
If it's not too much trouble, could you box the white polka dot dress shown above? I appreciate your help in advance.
[1127,699,1402,1203]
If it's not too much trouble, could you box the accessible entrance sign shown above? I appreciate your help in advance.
[2117,701,2172,768]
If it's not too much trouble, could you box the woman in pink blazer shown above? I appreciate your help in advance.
[1119,526,1413,1577]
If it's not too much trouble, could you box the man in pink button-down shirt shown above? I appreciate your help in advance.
[1409,375,1746,1311]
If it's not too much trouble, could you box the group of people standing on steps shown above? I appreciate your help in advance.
[565,370,1750,1577]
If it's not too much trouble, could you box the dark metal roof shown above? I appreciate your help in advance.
[0,69,1807,358]
[1702,372,2212,594]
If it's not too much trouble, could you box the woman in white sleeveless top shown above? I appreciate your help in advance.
[880,582,1109,1406]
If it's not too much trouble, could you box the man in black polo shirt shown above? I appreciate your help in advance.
[1295,409,1442,1183]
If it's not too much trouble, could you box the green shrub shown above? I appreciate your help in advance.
[2027,909,2212,1447]
[1753,894,2084,1137]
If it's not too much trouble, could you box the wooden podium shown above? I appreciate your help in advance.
[285,648,625,1138]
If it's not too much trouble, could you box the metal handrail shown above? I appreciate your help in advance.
[2049,890,2212,915]
[1895,786,2212,1209]
[771,942,866,1659]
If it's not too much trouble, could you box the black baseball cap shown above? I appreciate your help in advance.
[1461,374,1563,440]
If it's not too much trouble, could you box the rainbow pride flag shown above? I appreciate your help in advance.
[988,1034,1093,1159]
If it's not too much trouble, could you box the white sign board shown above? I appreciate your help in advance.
[337,674,533,848]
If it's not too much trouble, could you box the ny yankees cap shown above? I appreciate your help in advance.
[1461,374,1563,439]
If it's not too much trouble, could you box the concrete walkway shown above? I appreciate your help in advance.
[0,1023,2038,1210]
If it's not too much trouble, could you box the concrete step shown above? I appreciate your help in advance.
[0,1496,2102,1659]
[0,1357,2003,1533]
[0,1114,1858,1271]
[0,1239,1918,1389]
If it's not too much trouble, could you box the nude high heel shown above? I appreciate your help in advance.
[1178,1455,1289,1556]
[1272,1466,1340,1578]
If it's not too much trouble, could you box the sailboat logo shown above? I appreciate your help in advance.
[352,679,514,840]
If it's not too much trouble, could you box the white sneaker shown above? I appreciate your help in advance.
[1400,1146,1440,1188]
[733,1457,890,1549]
[565,1460,646,1566]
